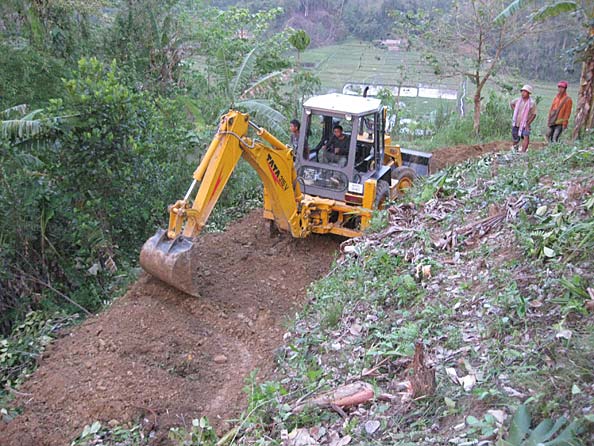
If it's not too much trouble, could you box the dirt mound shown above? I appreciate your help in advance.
[430,140,546,172]
[0,211,340,446]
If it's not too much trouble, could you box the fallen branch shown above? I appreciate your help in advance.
[340,198,462,258]
[14,268,92,316]
[432,196,526,251]
[292,381,374,413]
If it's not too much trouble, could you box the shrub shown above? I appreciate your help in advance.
[0,58,195,333]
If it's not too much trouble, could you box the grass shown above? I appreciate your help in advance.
[303,38,561,104]
[62,136,594,446]
[301,38,459,91]
[301,38,460,123]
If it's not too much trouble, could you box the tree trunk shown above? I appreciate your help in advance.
[473,90,481,135]
[572,56,594,140]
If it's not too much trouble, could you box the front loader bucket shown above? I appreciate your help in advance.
[400,148,432,177]
[139,229,200,297]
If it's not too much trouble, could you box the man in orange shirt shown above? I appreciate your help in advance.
[546,81,573,142]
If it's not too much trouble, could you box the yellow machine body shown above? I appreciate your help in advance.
[140,103,430,296]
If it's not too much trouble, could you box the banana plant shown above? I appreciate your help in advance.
[226,46,288,138]
[498,405,584,446]
[495,1,578,24]
[1,105,76,143]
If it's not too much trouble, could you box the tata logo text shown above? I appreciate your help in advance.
[266,154,289,191]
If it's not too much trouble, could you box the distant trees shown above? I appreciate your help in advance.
[107,0,186,89]
[0,0,102,107]
[396,0,547,135]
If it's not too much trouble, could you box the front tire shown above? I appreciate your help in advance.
[374,180,390,209]
[392,167,417,197]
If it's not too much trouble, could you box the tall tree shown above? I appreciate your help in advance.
[396,0,543,135]
[496,0,593,139]
[289,29,311,66]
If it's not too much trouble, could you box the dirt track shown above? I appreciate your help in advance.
[0,140,539,445]
[429,140,545,172]
[0,213,340,445]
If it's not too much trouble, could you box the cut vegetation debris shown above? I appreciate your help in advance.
[233,143,594,446]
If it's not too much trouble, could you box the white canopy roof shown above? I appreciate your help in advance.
[303,93,382,116]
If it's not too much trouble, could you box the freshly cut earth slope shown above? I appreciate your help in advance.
[430,141,546,172]
[0,212,340,446]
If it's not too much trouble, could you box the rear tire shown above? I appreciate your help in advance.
[392,167,417,196]
[374,180,390,209]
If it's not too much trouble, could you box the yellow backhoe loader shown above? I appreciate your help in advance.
[140,93,431,296]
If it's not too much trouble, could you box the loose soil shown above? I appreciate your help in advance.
[0,212,340,446]
[430,140,546,173]
[0,139,542,445]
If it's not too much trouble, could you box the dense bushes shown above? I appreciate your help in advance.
[0,1,306,337]
[0,58,195,333]
[0,45,68,110]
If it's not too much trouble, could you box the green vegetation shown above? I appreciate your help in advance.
[1,58,194,330]
[1,1,593,445]
[71,420,147,446]
[301,38,455,90]
[0,0,307,408]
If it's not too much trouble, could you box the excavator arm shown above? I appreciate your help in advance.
[167,110,304,238]
[140,110,304,296]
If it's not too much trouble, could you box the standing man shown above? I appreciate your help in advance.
[511,85,537,152]
[289,119,300,149]
[546,81,572,143]
[290,119,310,159]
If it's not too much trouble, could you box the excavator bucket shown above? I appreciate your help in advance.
[400,148,433,176]
[139,229,200,297]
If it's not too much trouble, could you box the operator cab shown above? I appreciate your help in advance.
[295,93,391,203]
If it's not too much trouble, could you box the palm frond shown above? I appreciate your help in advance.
[1,111,77,142]
[239,70,287,100]
[236,99,288,139]
[231,47,259,100]
[1,109,45,140]
[531,1,577,21]
[494,0,533,24]
[22,108,44,121]
[2,104,29,118]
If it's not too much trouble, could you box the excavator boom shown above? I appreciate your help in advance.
[139,110,303,296]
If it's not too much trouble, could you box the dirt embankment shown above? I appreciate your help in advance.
[430,140,546,173]
[0,140,538,445]
[0,212,340,446]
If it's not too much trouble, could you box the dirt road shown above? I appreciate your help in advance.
[430,140,545,172]
[0,212,340,445]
